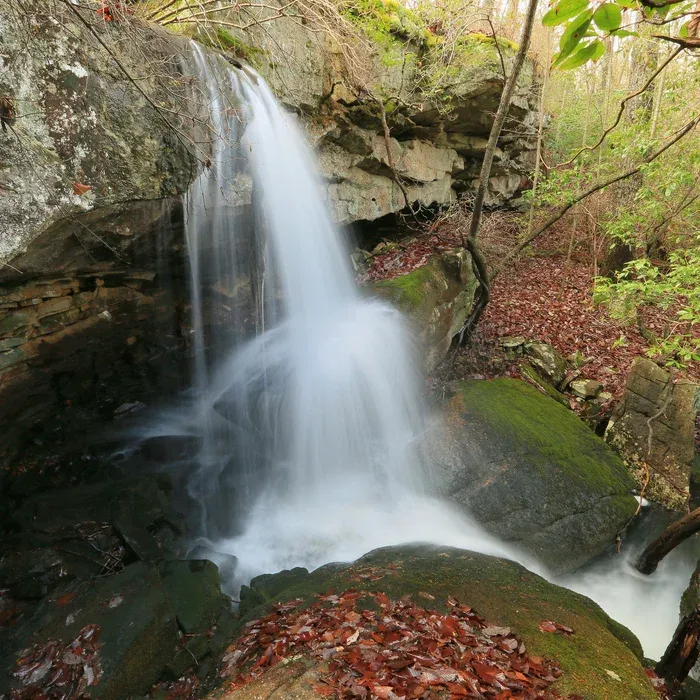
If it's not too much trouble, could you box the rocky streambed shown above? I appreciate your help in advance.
[0,365,694,699]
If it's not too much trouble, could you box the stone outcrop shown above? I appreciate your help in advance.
[0,7,197,268]
[369,250,477,370]
[421,379,638,574]
[226,544,656,700]
[0,1,538,269]
[0,1,538,464]
[606,357,699,509]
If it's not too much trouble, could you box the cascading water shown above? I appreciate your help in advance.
[181,45,517,588]
[165,42,693,663]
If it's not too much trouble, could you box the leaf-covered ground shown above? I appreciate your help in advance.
[221,590,569,699]
[360,219,699,400]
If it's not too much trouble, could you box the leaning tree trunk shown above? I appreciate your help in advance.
[656,606,700,694]
[636,507,700,575]
[458,0,540,342]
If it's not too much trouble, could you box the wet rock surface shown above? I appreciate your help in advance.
[370,249,477,370]
[0,473,237,699]
[422,379,638,575]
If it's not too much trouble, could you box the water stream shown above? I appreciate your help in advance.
[163,44,693,662]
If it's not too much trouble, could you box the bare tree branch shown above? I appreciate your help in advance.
[491,114,700,280]
[558,46,683,167]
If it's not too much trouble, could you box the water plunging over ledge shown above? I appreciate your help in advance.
[160,43,692,662]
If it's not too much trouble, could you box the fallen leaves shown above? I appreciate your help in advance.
[359,218,699,401]
[645,667,670,699]
[55,593,76,608]
[72,182,92,196]
[12,624,103,699]
[221,590,567,699]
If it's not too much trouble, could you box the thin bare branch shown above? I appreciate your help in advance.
[492,114,700,280]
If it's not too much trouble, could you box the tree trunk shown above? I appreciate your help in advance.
[525,28,550,239]
[636,508,700,575]
[656,605,700,694]
[458,0,540,341]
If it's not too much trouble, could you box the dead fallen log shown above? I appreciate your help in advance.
[636,507,700,575]
[656,605,700,694]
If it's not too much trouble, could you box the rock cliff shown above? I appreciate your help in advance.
[0,0,538,460]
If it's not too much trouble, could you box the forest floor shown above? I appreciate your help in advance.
[360,211,700,404]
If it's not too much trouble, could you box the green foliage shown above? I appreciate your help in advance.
[342,0,433,51]
[211,28,263,62]
[536,54,699,369]
[594,249,700,367]
[546,0,696,69]
[592,3,622,31]
[542,0,590,26]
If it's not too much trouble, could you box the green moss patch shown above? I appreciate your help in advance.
[455,379,636,493]
[372,263,439,312]
[342,0,433,50]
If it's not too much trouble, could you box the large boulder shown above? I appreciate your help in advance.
[606,357,699,509]
[0,3,197,270]
[219,544,656,700]
[0,557,234,699]
[0,561,179,700]
[421,379,638,574]
[370,250,477,370]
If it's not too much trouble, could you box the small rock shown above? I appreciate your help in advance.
[524,341,568,387]
[114,401,146,416]
[570,379,603,399]
[498,335,526,349]
[567,350,586,368]
[164,634,209,679]
[159,560,225,634]
[371,241,397,255]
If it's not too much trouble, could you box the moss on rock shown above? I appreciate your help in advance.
[370,250,477,369]
[231,545,656,700]
[457,379,635,492]
[422,379,638,573]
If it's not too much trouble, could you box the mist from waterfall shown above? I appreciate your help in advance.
[173,43,691,662]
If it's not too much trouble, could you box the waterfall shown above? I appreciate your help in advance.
[176,43,688,661]
[181,45,514,588]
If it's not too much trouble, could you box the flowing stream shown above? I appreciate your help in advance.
[161,44,693,662]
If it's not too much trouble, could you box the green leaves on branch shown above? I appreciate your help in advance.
[542,0,589,25]
[592,3,622,29]
[558,39,605,68]
[545,0,690,70]
[595,250,700,368]
[551,9,594,68]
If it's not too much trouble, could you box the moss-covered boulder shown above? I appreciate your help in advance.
[0,558,234,698]
[211,545,656,700]
[370,250,477,369]
[421,379,637,574]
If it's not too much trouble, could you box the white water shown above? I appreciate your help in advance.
[174,43,692,662]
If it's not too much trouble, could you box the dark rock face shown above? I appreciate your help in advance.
[159,559,224,634]
[0,1,540,469]
[606,357,698,509]
[421,379,637,575]
[231,544,655,700]
[0,474,236,698]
